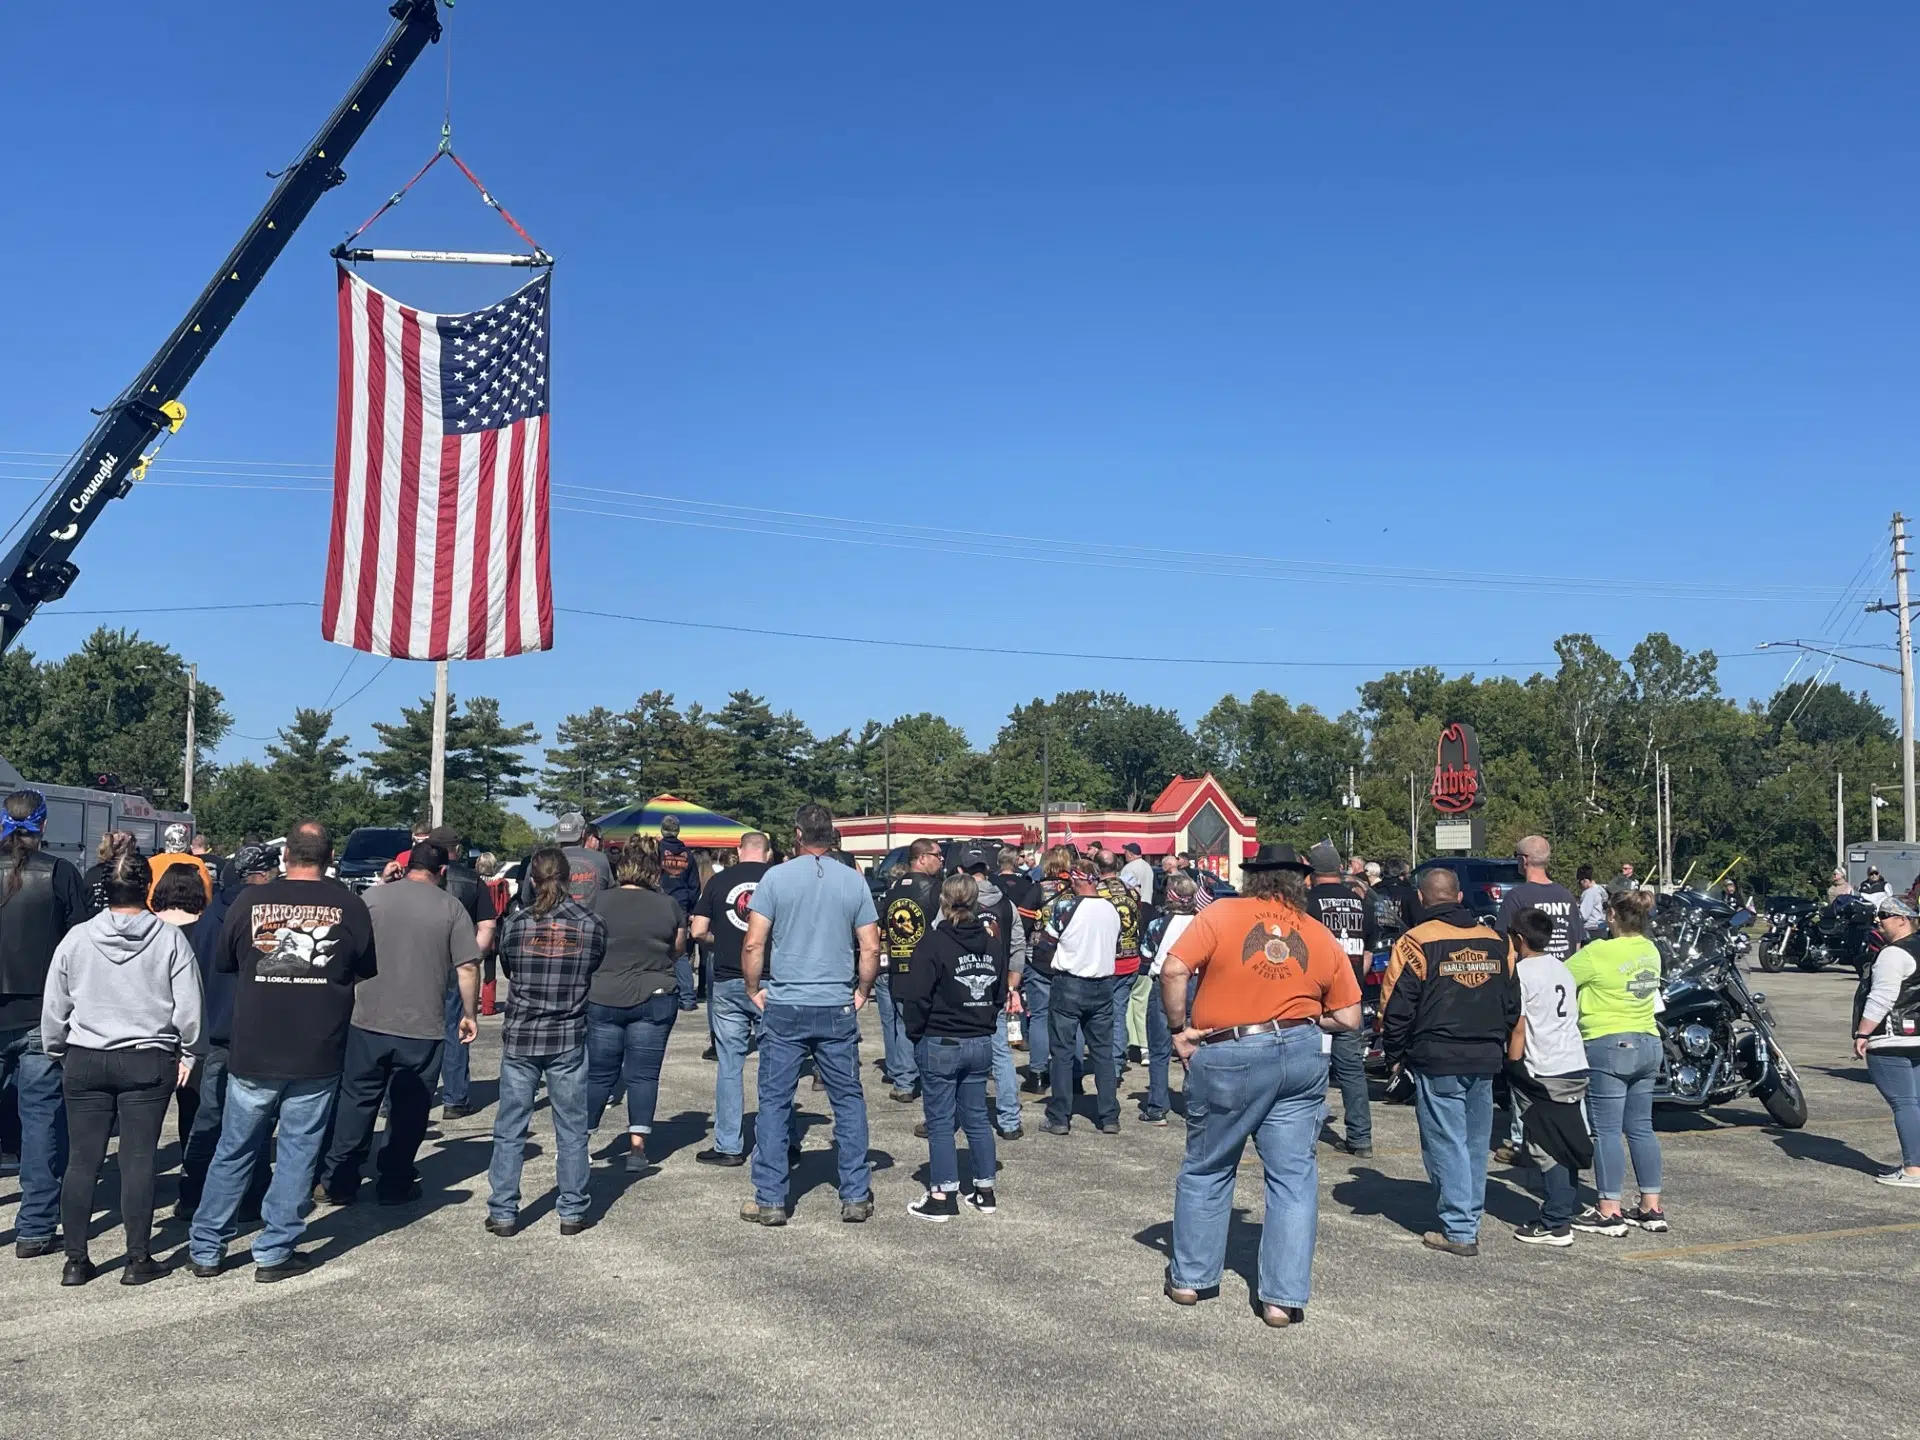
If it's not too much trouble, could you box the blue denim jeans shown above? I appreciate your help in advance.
[488,1046,591,1223]
[190,1073,339,1267]
[674,954,698,1011]
[1411,1070,1495,1245]
[989,1012,1021,1132]
[438,979,470,1108]
[1171,1025,1325,1308]
[1144,980,1172,1117]
[322,1028,443,1199]
[919,1034,997,1191]
[873,973,919,1092]
[0,1025,65,1241]
[750,1001,870,1209]
[587,993,678,1133]
[1022,969,1052,1081]
[1867,1050,1920,1168]
[1045,974,1118,1130]
[1585,1031,1662,1201]
[1327,1028,1372,1148]
[1541,1161,1579,1228]
[708,978,758,1156]
[179,1044,270,1210]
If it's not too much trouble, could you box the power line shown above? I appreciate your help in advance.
[0,450,1862,605]
[559,605,1555,669]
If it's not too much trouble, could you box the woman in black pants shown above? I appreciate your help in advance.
[40,851,203,1286]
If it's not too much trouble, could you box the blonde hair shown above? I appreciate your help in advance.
[1606,887,1656,936]
[614,836,662,889]
[1042,845,1073,882]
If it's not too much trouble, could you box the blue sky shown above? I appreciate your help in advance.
[3,3,1915,799]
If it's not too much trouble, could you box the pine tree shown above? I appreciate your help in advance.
[462,696,540,803]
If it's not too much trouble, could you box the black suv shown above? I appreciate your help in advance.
[336,826,412,891]
[1412,857,1524,927]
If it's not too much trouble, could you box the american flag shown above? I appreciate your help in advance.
[1193,874,1216,909]
[322,265,553,659]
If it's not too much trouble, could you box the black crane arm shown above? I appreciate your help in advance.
[0,0,444,653]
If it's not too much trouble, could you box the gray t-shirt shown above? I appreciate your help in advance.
[589,887,684,1008]
[563,846,614,905]
[749,851,878,1007]
[353,879,480,1040]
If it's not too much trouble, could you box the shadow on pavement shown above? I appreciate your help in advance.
[1769,1128,1887,1176]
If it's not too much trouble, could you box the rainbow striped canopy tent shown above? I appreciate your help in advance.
[592,795,756,850]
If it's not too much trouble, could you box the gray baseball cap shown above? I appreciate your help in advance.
[554,812,587,843]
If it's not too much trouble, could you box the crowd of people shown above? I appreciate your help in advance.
[3,788,1918,1324]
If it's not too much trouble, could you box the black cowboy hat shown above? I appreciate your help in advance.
[1241,843,1312,874]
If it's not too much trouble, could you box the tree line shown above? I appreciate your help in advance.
[0,626,1894,894]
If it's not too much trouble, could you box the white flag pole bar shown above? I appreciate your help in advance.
[330,245,552,267]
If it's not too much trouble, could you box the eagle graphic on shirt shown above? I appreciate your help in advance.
[248,902,348,978]
[1240,922,1306,980]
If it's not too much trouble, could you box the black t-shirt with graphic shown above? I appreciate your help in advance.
[692,861,771,984]
[217,876,377,1081]
[1495,880,1587,961]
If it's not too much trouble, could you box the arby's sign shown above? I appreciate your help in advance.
[1429,722,1486,815]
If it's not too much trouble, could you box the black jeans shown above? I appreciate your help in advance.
[1046,974,1119,1129]
[61,1047,176,1263]
[322,1027,444,1200]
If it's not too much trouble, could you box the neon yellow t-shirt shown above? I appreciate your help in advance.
[1563,935,1662,1040]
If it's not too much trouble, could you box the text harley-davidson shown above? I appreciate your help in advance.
[1651,888,1808,1127]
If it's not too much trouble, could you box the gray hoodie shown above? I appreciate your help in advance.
[40,909,205,1059]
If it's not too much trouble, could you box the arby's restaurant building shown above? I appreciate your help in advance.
[831,774,1261,887]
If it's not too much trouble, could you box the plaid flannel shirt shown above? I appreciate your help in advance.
[498,897,607,1059]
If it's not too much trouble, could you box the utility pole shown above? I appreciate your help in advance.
[883,727,893,854]
[1654,751,1666,889]
[1872,783,1888,843]
[1837,769,1846,875]
[183,662,197,811]
[1408,771,1417,865]
[1039,715,1051,851]
[1897,514,1916,841]
[429,659,449,829]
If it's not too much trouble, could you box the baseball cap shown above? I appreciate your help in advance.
[1876,893,1917,919]
[554,812,587,843]
[1308,840,1343,875]
[957,844,991,872]
[1123,842,1142,856]
[427,825,463,849]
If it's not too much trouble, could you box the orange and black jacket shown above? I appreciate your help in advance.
[1379,903,1520,1076]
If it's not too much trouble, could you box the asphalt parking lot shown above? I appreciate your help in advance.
[1,964,1909,1439]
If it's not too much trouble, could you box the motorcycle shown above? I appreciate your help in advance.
[1651,889,1808,1128]
[1754,894,1812,973]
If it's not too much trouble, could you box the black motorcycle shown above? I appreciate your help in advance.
[1651,890,1808,1127]
[1755,894,1812,973]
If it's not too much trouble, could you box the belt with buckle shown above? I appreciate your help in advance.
[1194,1018,1315,1046]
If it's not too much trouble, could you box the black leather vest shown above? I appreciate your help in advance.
[0,851,71,996]
[884,873,942,968]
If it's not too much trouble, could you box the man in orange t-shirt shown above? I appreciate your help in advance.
[148,824,213,908]
[1158,843,1361,1330]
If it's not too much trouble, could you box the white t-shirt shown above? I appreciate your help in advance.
[1047,896,1121,979]
[1148,913,1194,979]
[1120,857,1155,900]
[1517,954,1587,1078]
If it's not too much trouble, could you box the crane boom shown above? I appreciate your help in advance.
[0,0,444,653]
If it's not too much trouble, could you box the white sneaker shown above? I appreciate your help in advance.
[1875,1169,1920,1188]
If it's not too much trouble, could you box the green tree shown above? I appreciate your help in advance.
[462,696,540,804]
[265,709,357,824]
[536,705,629,817]
[13,628,231,807]
[195,761,281,847]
